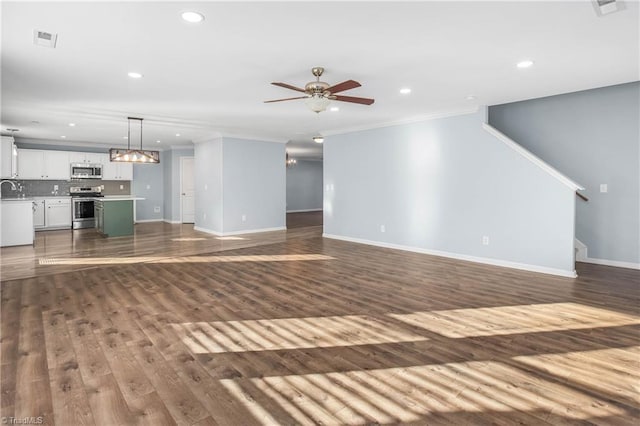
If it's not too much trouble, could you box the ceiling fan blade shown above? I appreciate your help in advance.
[271,82,306,93]
[334,95,375,105]
[326,79,361,94]
[264,96,308,103]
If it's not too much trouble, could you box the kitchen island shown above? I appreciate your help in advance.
[95,196,144,237]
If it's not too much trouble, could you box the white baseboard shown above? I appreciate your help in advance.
[194,226,286,237]
[135,219,163,223]
[323,233,577,278]
[287,209,323,213]
[194,226,222,236]
[163,219,182,224]
[222,226,286,236]
[578,257,640,270]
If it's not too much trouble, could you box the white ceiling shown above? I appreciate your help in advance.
[2,1,638,159]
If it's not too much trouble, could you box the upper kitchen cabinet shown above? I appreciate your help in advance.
[69,152,104,164]
[0,136,18,178]
[17,149,70,180]
[102,160,133,180]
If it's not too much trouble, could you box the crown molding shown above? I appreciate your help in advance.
[322,106,480,137]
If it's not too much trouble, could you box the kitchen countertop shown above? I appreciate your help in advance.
[1,197,35,202]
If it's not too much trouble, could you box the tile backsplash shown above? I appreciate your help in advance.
[0,179,131,198]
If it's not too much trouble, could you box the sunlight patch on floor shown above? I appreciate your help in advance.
[173,315,427,353]
[171,237,208,241]
[389,302,640,338]
[39,253,334,265]
[513,346,640,405]
[221,357,628,425]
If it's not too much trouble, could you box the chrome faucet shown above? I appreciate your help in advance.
[0,180,17,191]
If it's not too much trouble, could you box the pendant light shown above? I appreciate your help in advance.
[109,117,160,163]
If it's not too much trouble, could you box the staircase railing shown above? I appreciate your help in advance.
[576,192,589,202]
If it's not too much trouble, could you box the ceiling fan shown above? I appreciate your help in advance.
[265,67,375,113]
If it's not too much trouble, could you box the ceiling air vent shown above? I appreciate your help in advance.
[33,30,58,48]
[593,0,622,15]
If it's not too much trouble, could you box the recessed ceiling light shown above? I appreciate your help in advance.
[156,140,161,143]
[128,72,143,78]
[516,60,534,69]
[68,123,76,127]
[122,136,128,139]
[399,88,412,95]
[60,135,66,138]
[181,11,205,23]
[466,95,477,101]
[176,133,181,137]
[329,106,340,112]
[313,136,324,144]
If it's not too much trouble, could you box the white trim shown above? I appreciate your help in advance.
[322,107,479,137]
[134,219,163,223]
[578,257,640,270]
[482,123,584,191]
[222,226,286,236]
[287,209,323,213]
[169,144,194,150]
[574,238,588,261]
[194,225,286,237]
[163,219,182,224]
[194,226,222,236]
[323,233,578,278]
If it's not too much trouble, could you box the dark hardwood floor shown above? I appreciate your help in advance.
[1,221,639,425]
[286,211,323,229]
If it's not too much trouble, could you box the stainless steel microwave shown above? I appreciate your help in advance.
[70,163,102,179]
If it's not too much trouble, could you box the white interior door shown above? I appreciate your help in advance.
[180,157,195,223]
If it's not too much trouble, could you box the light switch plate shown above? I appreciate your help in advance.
[600,184,608,193]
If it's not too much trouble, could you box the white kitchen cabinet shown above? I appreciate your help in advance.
[103,161,133,180]
[70,152,103,164]
[17,149,70,180]
[45,198,71,229]
[1,200,34,246]
[1,136,18,178]
[33,199,45,229]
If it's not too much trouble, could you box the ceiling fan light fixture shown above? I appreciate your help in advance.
[305,95,331,113]
[312,136,324,144]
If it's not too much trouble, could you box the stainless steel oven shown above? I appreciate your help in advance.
[71,186,102,229]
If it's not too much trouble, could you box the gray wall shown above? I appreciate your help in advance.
[132,163,163,221]
[489,82,640,265]
[324,110,577,275]
[222,138,286,233]
[286,159,323,212]
[194,139,223,233]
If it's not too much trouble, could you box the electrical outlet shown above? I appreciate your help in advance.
[482,236,490,245]
[154,206,160,213]
[53,185,59,190]
[146,184,151,190]
[241,214,247,222]
[380,225,386,233]
[119,184,124,190]
[600,184,608,193]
